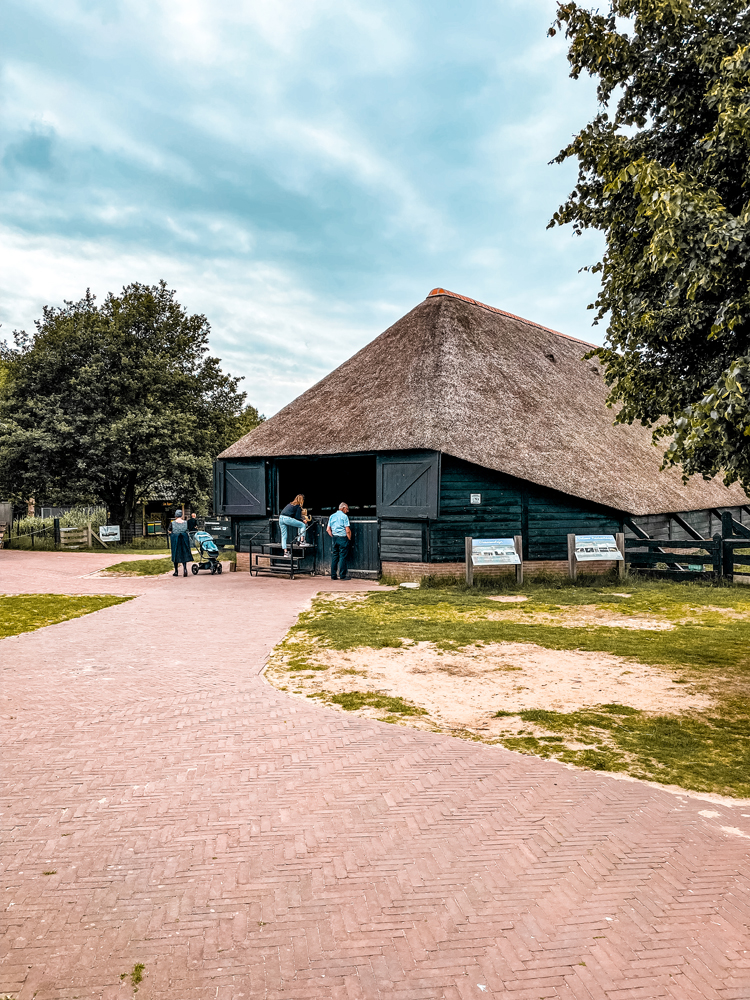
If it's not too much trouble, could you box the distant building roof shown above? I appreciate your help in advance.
[220,289,748,515]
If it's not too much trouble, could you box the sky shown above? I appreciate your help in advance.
[1,0,605,416]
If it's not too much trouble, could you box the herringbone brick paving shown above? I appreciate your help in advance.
[1,552,748,998]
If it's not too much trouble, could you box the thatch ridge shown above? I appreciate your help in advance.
[221,290,748,516]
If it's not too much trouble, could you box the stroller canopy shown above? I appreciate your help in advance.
[195,530,219,552]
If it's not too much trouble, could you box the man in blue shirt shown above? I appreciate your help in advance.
[326,502,351,580]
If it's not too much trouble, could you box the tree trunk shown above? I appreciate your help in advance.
[123,471,138,532]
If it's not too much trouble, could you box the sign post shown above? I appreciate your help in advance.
[465,537,523,586]
[568,533,625,580]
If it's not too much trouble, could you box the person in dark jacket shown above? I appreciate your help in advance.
[279,494,309,555]
[168,509,194,576]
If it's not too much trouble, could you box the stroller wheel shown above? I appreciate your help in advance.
[210,563,216,574]
[191,564,199,575]
[216,562,223,574]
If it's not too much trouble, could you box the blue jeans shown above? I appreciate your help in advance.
[331,536,349,579]
[279,515,307,550]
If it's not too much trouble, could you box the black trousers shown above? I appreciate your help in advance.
[331,537,349,579]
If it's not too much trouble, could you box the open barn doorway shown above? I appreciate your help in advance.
[275,455,379,577]
[276,455,376,518]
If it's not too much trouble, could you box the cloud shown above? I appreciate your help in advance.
[1,0,606,413]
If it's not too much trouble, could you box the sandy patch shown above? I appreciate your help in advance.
[271,640,712,733]
[483,605,675,630]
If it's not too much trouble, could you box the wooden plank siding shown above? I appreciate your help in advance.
[626,507,750,542]
[381,521,425,562]
[434,455,622,563]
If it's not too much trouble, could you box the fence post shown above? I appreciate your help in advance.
[514,534,523,586]
[721,511,734,541]
[87,522,92,548]
[53,518,60,548]
[464,537,473,587]
[724,540,733,584]
[712,533,723,580]
[616,532,626,579]
[567,534,577,581]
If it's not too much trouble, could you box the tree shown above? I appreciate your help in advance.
[549,0,750,489]
[0,282,253,524]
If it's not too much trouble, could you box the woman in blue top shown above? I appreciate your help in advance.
[279,494,309,555]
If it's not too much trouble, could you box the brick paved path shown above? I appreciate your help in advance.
[2,551,749,999]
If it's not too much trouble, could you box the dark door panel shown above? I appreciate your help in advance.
[376,451,440,519]
[215,460,266,516]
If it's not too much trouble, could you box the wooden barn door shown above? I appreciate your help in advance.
[376,451,440,519]
[214,460,266,516]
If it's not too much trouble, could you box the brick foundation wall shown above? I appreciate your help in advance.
[236,552,250,572]
[381,559,617,583]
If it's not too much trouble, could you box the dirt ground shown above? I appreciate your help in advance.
[266,604,713,735]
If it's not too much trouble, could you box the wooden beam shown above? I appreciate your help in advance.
[624,518,650,539]
[514,535,523,586]
[567,533,577,581]
[668,513,705,541]
[464,537,473,587]
[616,532,626,579]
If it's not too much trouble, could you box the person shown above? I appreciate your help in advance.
[327,502,351,580]
[186,511,198,532]
[279,494,309,555]
[168,509,194,577]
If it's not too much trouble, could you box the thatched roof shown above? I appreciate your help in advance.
[221,289,748,515]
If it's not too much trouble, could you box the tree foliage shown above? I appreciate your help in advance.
[0,282,258,522]
[550,0,750,489]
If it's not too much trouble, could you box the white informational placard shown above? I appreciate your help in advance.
[99,525,121,542]
[470,493,482,505]
[574,534,623,561]
[472,538,521,566]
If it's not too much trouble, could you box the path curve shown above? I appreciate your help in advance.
[1,551,748,999]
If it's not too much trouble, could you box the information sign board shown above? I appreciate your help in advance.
[99,525,121,542]
[574,534,623,561]
[472,538,521,566]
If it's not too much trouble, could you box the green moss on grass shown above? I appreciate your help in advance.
[510,707,750,796]
[104,557,175,576]
[0,594,133,639]
[310,690,427,716]
[286,584,750,675]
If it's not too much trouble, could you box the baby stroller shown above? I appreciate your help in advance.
[191,530,223,574]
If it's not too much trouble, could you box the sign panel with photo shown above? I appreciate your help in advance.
[574,534,623,561]
[472,538,521,566]
[99,525,121,542]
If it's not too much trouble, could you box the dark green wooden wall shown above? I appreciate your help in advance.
[431,455,622,562]
[223,452,624,566]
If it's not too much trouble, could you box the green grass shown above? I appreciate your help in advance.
[0,594,133,638]
[492,707,750,798]
[294,581,750,674]
[308,690,428,715]
[275,577,750,796]
[104,557,175,575]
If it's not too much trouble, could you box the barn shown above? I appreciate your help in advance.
[215,288,750,580]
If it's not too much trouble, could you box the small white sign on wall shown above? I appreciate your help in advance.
[100,525,121,542]
[470,493,482,505]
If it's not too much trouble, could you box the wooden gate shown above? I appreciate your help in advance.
[271,517,380,578]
